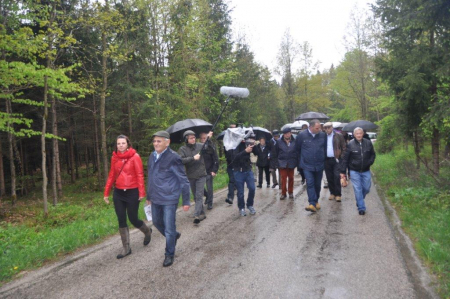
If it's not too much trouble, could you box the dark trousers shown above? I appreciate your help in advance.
[270,168,278,185]
[324,158,342,197]
[205,174,214,205]
[258,165,270,186]
[303,169,323,206]
[113,188,143,228]
[279,168,294,195]
[299,167,305,181]
[227,165,236,200]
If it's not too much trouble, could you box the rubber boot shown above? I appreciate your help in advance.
[138,222,152,246]
[117,227,131,259]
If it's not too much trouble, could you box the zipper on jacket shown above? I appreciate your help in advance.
[359,141,363,172]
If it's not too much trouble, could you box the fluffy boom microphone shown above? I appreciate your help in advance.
[220,86,250,98]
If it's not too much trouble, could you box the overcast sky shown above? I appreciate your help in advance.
[227,0,375,78]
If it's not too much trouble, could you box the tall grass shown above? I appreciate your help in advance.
[372,147,450,298]
[0,171,229,284]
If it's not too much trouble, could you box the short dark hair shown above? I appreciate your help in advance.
[115,135,132,152]
[309,119,321,127]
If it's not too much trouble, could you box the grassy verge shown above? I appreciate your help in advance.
[0,171,229,285]
[371,147,450,298]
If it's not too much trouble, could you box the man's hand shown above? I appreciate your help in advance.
[207,131,213,138]
[146,200,151,206]
[245,145,254,153]
[211,172,216,177]
[340,174,346,179]
[103,197,110,204]
[194,153,201,160]
[183,205,190,211]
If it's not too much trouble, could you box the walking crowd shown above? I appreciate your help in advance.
[103,119,376,267]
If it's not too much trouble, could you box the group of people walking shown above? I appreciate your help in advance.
[102,119,376,268]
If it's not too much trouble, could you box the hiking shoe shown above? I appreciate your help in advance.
[329,195,335,201]
[194,217,201,224]
[272,183,278,188]
[257,185,262,188]
[207,203,213,210]
[305,204,317,213]
[248,206,256,215]
[359,210,366,215]
[199,214,206,221]
[336,196,342,202]
[289,193,294,199]
[316,203,321,210]
[280,194,287,200]
[225,197,233,205]
[239,209,247,216]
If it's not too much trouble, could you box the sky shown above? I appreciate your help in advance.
[227,0,375,78]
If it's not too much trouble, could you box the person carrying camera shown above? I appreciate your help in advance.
[230,133,258,216]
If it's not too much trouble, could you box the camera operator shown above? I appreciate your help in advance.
[230,133,258,217]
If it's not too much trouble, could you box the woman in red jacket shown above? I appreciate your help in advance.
[103,135,151,259]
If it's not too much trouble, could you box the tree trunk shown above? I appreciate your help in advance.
[100,31,109,185]
[42,74,49,216]
[52,94,63,199]
[0,141,6,199]
[93,96,102,186]
[6,99,16,205]
[431,127,439,176]
[413,130,420,170]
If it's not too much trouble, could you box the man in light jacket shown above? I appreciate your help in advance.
[147,131,190,267]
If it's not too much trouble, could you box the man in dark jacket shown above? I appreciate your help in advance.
[199,132,219,210]
[147,131,190,267]
[323,122,347,202]
[178,130,212,225]
[254,137,271,188]
[340,127,376,215]
[269,130,280,188]
[295,119,326,212]
[274,127,298,199]
[225,124,237,205]
[230,133,258,216]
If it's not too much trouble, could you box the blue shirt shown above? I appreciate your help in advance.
[327,132,334,157]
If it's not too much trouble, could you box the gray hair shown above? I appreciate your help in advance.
[353,127,364,134]
[309,119,321,127]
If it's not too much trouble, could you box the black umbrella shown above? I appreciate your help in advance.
[295,111,329,121]
[342,120,378,132]
[248,127,272,141]
[166,119,213,143]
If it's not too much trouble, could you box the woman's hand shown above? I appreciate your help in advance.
[103,197,110,204]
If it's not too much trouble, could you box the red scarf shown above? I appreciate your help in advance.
[113,148,136,160]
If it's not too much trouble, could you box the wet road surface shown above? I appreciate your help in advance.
[0,173,437,298]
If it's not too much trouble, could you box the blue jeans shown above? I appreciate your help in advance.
[151,203,178,257]
[233,170,256,210]
[303,169,323,206]
[349,170,371,212]
[227,165,236,200]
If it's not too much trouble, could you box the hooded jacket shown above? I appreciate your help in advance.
[104,148,145,197]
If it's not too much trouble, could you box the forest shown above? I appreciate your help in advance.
[0,0,449,213]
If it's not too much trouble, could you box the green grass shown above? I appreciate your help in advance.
[0,170,229,285]
[372,147,450,298]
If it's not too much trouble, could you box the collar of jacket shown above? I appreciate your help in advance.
[187,143,196,149]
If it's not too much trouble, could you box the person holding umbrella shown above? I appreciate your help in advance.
[103,135,151,259]
[340,127,376,215]
[178,130,213,224]
[199,132,219,210]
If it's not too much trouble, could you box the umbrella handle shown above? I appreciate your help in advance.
[199,96,232,155]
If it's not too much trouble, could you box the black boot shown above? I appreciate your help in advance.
[117,227,131,259]
[138,222,152,246]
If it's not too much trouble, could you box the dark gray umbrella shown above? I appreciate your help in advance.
[166,119,212,143]
[295,112,329,121]
[342,120,378,132]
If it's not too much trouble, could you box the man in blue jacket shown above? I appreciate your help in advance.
[295,119,326,212]
[147,131,191,267]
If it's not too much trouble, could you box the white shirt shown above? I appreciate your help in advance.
[327,132,334,158]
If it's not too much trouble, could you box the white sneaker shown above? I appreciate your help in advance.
[239,209,247,216]
[248,206,256,215]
